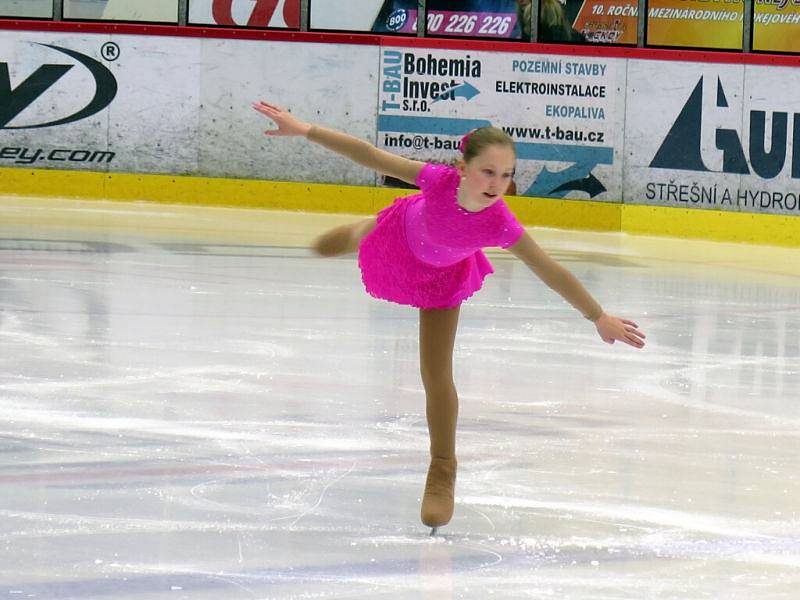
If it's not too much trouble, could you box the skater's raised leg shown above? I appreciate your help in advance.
[419,306,460,531]
[312,217,376,257]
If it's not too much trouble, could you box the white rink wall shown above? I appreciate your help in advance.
[1,28,799,216]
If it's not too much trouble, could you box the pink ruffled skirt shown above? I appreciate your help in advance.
[358,196,493,310]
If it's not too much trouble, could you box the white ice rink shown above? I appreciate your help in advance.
[1,197,798,599]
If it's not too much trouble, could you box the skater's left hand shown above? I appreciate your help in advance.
[594,314,646,348]
[252,101,311,137]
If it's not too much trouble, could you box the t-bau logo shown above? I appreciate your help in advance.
[383,52,481,104]
[1,43,117,130]
[650,76,800,180]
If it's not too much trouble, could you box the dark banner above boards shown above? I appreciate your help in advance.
[538,0,638,45]
[63,0,179,23]
[752,0,800,53]
[189,0,301,29]
[646,0,744,50]
[425,0,526,40]
[310,0,527,39]
[310,0,418,34]
[0,0,52,18]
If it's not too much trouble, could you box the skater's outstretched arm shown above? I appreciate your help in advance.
[508,232,646,348]
[253,101,423,185]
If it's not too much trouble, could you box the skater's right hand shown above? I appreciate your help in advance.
[252,101,312,137]
[594,313,646,349]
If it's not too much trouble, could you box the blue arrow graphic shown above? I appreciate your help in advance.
[378,114,490,135]
[432,81,481,103]
[517,144,612,198]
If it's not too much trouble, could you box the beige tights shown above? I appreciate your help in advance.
[419,307,460,528]
[419,307,460,459]
[311,218,376,257]
[314,224,462,463]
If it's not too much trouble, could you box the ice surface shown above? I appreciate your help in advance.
[0,198,798,599]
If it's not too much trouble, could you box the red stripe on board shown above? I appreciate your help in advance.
[0,18,799,67]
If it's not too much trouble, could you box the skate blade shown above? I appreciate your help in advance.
[429,527,438,537]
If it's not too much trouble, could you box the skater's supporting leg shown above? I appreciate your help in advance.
[419,306,460,528]
[420,307,460,458]
[312,217,376,257]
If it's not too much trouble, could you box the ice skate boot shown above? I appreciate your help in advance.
[421,457,457,534]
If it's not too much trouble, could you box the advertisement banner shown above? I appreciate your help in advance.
[377,46,623,201]
[539,0,637,44]
[425,1,524,40]
[0,0,52,18]
[646,0,743,50]
[753,1,800,53]
[0,31,379,184]
[188,0,301,29]
[63,0,179,22]
[571,0,638,45]
[624,60,800,216]
[309,0,417,34]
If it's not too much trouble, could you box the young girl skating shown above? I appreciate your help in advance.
[253,101,646,534]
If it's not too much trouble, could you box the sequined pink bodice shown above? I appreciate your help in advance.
[403,163,524,267]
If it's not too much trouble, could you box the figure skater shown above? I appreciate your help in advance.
[252,101,646,533]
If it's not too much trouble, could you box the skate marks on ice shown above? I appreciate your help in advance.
[2,207,800,598]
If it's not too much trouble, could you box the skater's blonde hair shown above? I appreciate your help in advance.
[460,127,516,163]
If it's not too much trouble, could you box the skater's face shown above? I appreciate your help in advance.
[458,144,516,210]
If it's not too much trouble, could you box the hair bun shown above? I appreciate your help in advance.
[459,131,474,154]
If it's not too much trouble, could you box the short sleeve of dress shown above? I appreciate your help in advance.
[415,162,449,191]
[493,201,525,249]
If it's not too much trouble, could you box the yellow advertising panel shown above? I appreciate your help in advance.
[753,1,800,53]
[647,0,744,50]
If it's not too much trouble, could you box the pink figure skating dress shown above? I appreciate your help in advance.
[358,163,524,309]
